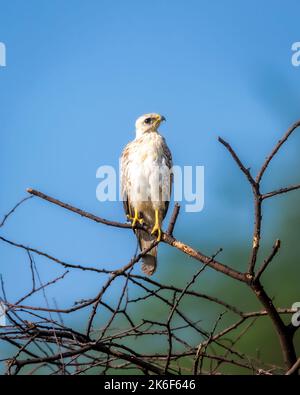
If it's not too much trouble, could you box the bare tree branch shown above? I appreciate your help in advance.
[1,119,299,375]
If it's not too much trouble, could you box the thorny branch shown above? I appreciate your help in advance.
[0,120,300,375]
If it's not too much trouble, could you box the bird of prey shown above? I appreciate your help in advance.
[121,113,173,275]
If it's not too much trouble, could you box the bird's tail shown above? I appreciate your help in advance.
[136,230,157,276]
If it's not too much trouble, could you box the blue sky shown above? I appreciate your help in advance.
[0,0,300,309]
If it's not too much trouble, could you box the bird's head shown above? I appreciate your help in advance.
[135,113,166,138]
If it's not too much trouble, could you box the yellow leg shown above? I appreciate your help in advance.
[151,209,162,242]
[127,208,143,227]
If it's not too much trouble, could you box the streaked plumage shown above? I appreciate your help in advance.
[120,113,172,275]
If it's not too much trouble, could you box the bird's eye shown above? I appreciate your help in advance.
[144,117,152,124]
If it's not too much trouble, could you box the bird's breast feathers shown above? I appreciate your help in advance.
[121,132,172,209]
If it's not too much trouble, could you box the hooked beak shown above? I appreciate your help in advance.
[154,114,166,128]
